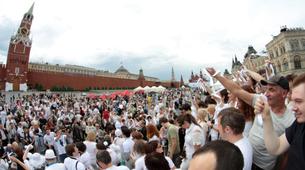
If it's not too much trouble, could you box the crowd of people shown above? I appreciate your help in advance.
[0,66,304,170]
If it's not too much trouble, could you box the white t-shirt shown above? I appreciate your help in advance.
[234,137,253,170]
[54,135,67,155]
[123,137,134,154]
[135,155,175,170]
[17,127,24,138]
[243,121,253,138]
[184,123,205,160]
[107,148,120,166]
[148,135,160,142]
[105,165,129,170]
[78,151,92,169]
[44,132,55,146]
[64,157,86,170]
[83,141,97,166]
[0,111,7,125]
[45,163,65,170]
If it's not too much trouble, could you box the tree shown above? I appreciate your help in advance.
[34,83,43,91]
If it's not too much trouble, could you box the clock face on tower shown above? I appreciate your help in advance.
[20,27,28,36]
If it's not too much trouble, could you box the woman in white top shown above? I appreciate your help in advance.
[146,124,160,142]
[196,108,209,143]
[180,114,205,170]
[135,140,175,170]
[236,85,255,137]
[132,140,147,170]
[83,131,97,168]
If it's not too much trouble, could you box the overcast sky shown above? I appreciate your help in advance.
[0,0,304,81]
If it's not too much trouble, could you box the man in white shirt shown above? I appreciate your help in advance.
[75,142,93,170]
[16,123,24,139]
[121,126,134,169]
[64,144,86,170]
[0,106,7,127]
[217,107,252,170]
[44,128,55,150]
[54,129,67,162]
[96,150,128,170]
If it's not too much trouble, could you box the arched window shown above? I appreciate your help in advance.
[275,47,279,57]
[294,55,302,69]
[277,62,281,72]
[282,58,289,71]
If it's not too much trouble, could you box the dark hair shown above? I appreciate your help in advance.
[181,103,191,111]
[257,69,266,76]
[96,141,107,150]
[192,140,244,170]
[220,89,229,103]
[248,77,257,89]
[286,73,297,82]
[158,117,168,125]
[238,85,255,121]
[0,147,4,157]
[75,142,86,153]
[204,95,217,105]
[96,150,111,164]
[292,73,305,88]
[65,144,76,156]
[218,107,245,135]
[121,126,131,137]
[132,131,144,140]
[178,113,200,127]
[145,140,159,154]
[133,140,146,155]
[198,101,208,108]
[145,152,170,170]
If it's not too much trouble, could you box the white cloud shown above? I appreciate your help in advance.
[0,0,304,80]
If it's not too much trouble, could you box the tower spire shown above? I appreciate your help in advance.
[180,75,184,87]
[171,67,176,81]
[27,2,35,15]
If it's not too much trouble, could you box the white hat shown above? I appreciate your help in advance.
[28,153,45,169]
[115,129,122,137]
[45,149,56,159]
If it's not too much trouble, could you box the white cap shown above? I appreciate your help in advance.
[45,149,56,159]
[115,129,122,137]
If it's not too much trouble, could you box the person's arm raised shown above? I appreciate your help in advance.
[254,97,290,155]
[206,67,254,106]
[244,68,265,82]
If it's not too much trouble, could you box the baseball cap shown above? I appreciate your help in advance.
[260,75,289,91]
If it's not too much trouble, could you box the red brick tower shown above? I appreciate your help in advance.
[138,68,145,87]
[5,3,34,91]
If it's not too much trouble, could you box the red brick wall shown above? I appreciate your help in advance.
[0,65,6,90]
[27,71,178,90]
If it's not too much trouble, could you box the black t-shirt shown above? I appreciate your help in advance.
[285,120,305,170]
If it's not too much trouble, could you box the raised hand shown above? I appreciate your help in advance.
[254,96,271,119]
[206,67,216,76]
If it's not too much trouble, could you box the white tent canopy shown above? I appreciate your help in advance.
[133,86,144,92]
[158,85,166,92]
[134,85,167,93]
[150,86,158,93]
[144,86,150,92]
